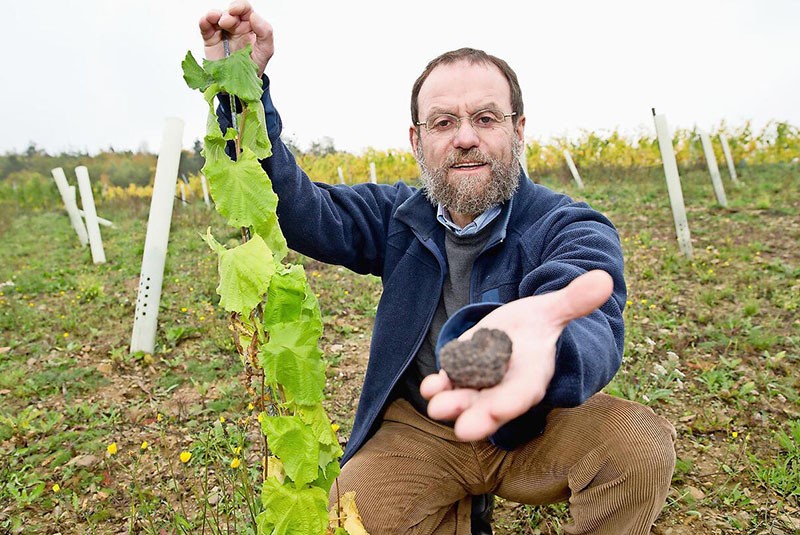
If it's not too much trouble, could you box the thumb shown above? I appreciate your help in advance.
[550,270,614,327]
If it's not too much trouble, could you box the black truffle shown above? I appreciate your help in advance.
[439,328,512,389]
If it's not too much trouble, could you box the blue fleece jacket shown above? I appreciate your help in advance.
[217,78,627,465]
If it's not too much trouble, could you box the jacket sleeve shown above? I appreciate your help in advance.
[215,76,403,276]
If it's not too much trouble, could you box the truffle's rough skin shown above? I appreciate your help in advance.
[439,328,513,389]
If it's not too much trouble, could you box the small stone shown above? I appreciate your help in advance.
[439,328,512,389]
[686,485,705,501]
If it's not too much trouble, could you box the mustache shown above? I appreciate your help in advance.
[444,149,491,167]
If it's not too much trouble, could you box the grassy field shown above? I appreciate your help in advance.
[0,162,798,534]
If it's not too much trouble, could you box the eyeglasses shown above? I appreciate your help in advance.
[415,109,516,135]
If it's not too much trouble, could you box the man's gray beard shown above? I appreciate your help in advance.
[416,140,522,216]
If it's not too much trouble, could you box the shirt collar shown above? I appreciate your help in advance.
[436,204,502,237]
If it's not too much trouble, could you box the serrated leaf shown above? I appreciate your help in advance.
[203,147,278,233]
[264,266,307,327]
[255,210,288,263]
[181,50,214,92]
[313,454,341,494]
[210,233,276,313]
[260,415,319,487]
[240,98,272,159]
[261,322,325,404]
[203,45,263,103]
[258,477,328,535]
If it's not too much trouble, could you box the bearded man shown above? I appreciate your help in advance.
[202,3,676,533]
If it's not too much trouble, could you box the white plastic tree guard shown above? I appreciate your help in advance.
[337,166,345,185]
[78,209,113,227]
[369,162,377,184]
[653,112,693,258]
[563,150,585,189]
[200,174,211,207]
[179,182,187,204]
[51,167,89,246]
[698,129,728,207]
[719,134,741,185]
[75,166,107,264]
[130,117,185,354]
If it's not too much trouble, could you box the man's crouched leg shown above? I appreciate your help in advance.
[494,393,676,535]
[330,399,481,535]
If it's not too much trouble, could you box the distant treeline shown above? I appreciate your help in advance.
[2,120,797,194]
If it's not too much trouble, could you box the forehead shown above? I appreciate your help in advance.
[417,60,512,114]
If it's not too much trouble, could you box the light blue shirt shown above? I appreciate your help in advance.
[436,204,502,237]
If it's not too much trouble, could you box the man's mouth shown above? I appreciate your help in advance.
[451,161,487,170]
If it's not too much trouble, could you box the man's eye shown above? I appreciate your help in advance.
[432,117,455,130]
[474,112,500,126]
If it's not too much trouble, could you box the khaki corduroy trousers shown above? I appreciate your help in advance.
[330,393,676,534]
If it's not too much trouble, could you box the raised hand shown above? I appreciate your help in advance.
[199,0,273,76]
[420,270,614,441]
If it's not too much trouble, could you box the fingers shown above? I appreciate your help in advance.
[548,269,614,327]
[419,370,451,400]
[199,11,223,41]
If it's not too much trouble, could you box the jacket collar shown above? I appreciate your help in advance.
[394,171,535,244]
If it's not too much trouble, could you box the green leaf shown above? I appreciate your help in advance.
[203,147,279,234]
[203,45,263,103]
[258,477,329,535]
[181,50,214,91]
[260,415,319,487]
[296,403,343,492]
[240,98,272,159]
[255,211,289,264]
[204,231,276,313]
[261,321,325,404]
[264,265,307,328]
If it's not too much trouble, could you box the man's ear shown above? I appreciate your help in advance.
[409,125,420,156]
[515,115,526,144]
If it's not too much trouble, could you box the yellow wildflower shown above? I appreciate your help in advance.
[107,442,118,456]
[331,424,340,433]
[230,457,241,469]
[247,403,255,411]
[233,446,242,455]
[52,484,61,493]
[732,431,739,439]
[180,451,192,463]
[219,416,226,423]
[157,413,163,422]
[141,441,149,451]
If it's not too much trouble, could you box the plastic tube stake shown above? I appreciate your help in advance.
[719,134,740,185]
[51,167,89,246]
[563,150,585,189]
[130,117,185,354]
[653,112,693,258]
[369,162,377,184]
[75,166,107,264]
[698,129,727,206]
[200,174,211,207]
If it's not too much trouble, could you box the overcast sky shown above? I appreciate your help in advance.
[6,1,799,156]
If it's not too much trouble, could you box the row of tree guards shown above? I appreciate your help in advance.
[51,111,739,354]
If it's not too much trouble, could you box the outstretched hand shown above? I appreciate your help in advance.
[199,0,273,76]
[420,270,614,441]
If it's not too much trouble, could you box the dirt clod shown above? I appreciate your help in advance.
[439,328,512,389]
